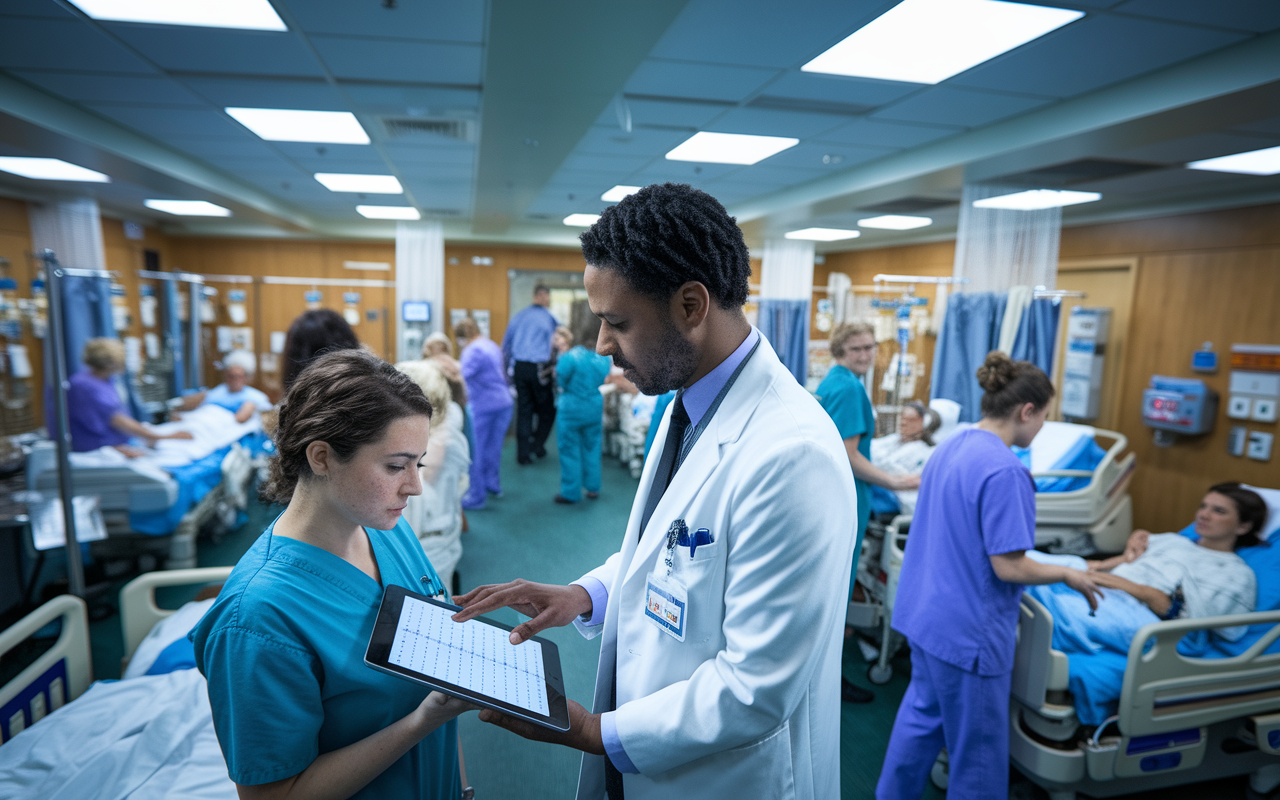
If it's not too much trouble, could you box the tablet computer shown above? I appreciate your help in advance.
[365,584,571,732]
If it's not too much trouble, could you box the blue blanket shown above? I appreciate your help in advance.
[129,431,271,536]
[1013,435,1106,493]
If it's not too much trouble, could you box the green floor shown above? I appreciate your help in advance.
[82,435,1253,799]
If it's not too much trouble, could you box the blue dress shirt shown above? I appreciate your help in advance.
[502,304,559,366]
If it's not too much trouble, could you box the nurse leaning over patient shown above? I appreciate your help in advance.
[191,348,474,800]
[876,351,1100,800]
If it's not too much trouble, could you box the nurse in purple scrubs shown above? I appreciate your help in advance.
[55,337,192,455]
[876,352,1100,800]
[456,317,514,510]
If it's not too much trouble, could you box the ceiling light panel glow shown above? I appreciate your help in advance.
[357,206,420,220]
[226,108,370,144]
[0,157,109,182]
[315,173,403,193]
[857,215,933,230]
[601,185,642,202]
[972,189,1101,210]
[784,228,861,242]
[666,132,799,165]
[68,0,287,30]
[802,0,1083,85]
[1187,145,1280,176]
[144,200,231,216]
[563,214,601,227]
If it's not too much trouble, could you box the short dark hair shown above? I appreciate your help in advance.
[533,284,550,296]
[1207,482,1269,549]
[282,309,360,390]
[579,183,751,310]
[262,349,432,504]
[975,351,1055,419]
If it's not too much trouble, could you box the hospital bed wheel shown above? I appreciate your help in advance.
[867,663,893,685]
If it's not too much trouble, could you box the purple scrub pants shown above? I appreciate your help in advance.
[876,647,1012,800]
[463,404,512,509]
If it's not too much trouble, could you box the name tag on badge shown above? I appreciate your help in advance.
[644,575,687,642]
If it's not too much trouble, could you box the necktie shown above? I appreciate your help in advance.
[606,396,691,799]
[638,396,691,539]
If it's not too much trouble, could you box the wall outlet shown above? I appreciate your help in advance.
[1253,398,1277,423]
[1247,431,1274,461]
[1228,395,1252,420]
[1229,426,1248,457]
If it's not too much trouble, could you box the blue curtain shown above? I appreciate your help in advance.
[164,281,186,396]
[930,291,1007,423]
[758,298,809,385]
[1011,297,1062,377]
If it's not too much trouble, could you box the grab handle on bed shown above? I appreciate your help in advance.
[119,567,234,662]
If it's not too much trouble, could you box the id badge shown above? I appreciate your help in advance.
[644,575,687,642]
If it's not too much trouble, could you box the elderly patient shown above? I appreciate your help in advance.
[869,401,941,515]
[172,349,271,424]
[1026,482,1266,724]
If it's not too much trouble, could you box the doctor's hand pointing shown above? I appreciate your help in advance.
[453,579,593,644]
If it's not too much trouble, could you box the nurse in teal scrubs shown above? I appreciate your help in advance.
[191,349,474,800]
[553,320,612,504]
[815,322,921,703]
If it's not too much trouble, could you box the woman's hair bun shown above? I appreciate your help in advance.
[976,351,1017,393]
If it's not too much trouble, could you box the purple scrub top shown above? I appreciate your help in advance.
[892,428,1036,676]
[460,337,513,414]
[64,370,130,451]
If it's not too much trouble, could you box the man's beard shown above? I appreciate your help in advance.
[616,318,698,395]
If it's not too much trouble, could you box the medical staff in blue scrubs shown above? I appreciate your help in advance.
[553,321,612,504]
[192,349,474,800]
[877,352,1099,800]
[816,322,919,703]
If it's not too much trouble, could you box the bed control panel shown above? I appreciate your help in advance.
[1113,726,1206,778]
[1252,712,1280,755]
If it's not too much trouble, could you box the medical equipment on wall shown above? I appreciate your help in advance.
[1141,375,1218,447]
[401,300,431,356]
[1060,307,1110,421]
[870,275,968,424]
[143,269,204,397]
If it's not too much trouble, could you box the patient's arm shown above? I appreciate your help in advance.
[1087,529,1151,571]
[234,401,257,424]
[1089,572,1172,616]
[990,551,1100,610]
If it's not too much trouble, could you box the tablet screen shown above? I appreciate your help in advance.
[388,594,550,716]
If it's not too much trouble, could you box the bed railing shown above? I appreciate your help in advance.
[0,595,92,744]
[119,566,233,663]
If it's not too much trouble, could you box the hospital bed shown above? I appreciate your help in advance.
[0,567,236,799]
[1020,421,1135,555]
[25,405,265,570]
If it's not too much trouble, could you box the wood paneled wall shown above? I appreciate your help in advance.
[0,199,40,430]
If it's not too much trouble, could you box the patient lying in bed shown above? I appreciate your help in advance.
[1026,482,1268,725]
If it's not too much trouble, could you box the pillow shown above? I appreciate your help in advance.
[1242,484,1280,542]
[122,598,215,679]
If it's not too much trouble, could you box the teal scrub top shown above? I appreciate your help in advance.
[555,345,612,422]
[190,516,459,799]
[815,364,875,543]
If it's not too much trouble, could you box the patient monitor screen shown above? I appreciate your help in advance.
[388,595,550,716]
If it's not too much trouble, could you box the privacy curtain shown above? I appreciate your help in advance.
[759,238,814,384]
[930,291,1007,423]
[1011,297,1062,378]
[758,299,810,385]
[395,219,444,362]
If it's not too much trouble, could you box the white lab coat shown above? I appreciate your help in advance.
[572,334,857,800]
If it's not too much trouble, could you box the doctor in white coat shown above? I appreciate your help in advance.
[453,183,857,800]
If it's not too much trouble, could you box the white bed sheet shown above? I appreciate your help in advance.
[0,669,234,800]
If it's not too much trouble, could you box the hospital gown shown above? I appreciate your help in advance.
[191,517,459,800]
[869,433,934,515]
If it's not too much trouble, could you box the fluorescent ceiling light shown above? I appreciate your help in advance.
[226,108,370,144]
[785,228,861,242]
[68,0,287,30]
[357,205,420,220]
[857,215,933,230]
[563,214,601,227]
[144,200,231,216]
[601,185,642,202]
[315,173,403,194]
[802,0,1083,84]
[973,189,1101,210]
[1187,145,1280,176]
[666,132,799,165]
[0,157,109,182]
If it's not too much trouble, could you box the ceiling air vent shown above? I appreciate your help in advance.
[380,117,474,142]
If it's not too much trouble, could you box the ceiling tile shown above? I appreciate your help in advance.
[1069,165,1257,194]
[1116,0,1280,33]
[816,118,960,149]
[1115,131,1280,164]
[11,71,203,105]
[396,163,473,182]
[0,18,156,73]
[950,15,1248,98]
[1232,114,1280,137]
[309,36,482,84]
[0,1,77,19]
[107,26,323,77]
[269,142,382,161]
[561,153,653,174]
[758,71,921,110]
[284,0,485,43]
[648,0,886,69]
[575,126,691,158]
[602,98,731,131]
[706,106,848,139]
[86,104,246,137]
[872,86,1055,128]
[762,141,894,171]
[383,142,475,165]
[166,135,281,159]
[179,77,346,110]
[290,158,394,175]
[625,60,780,103]
[625,161,743,185]
[343,84,481,114]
